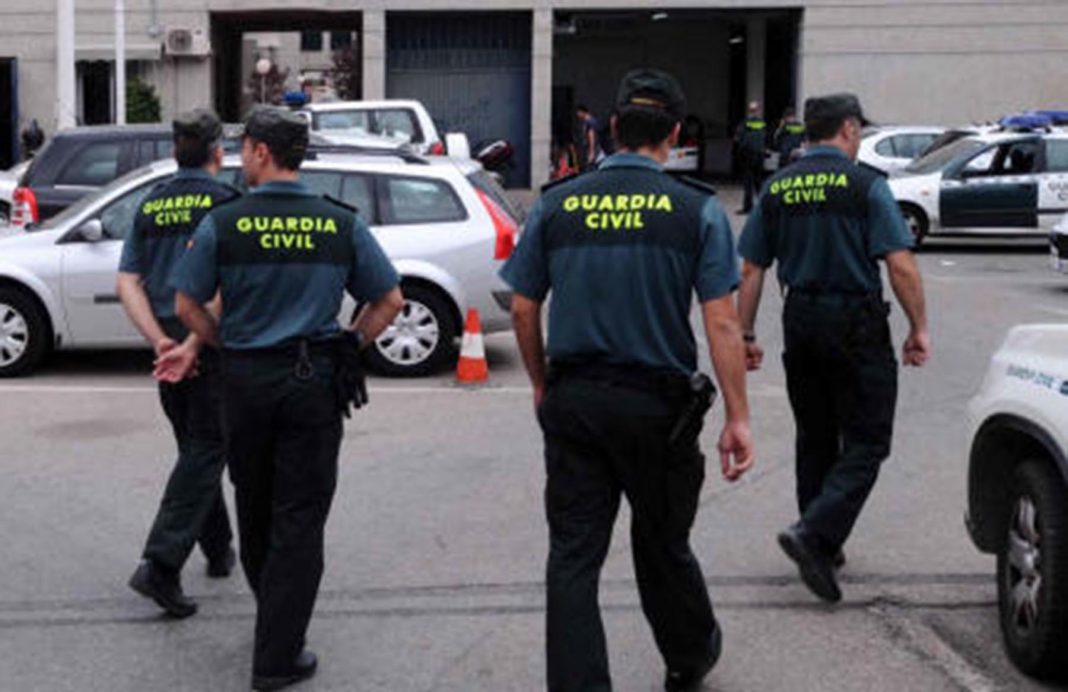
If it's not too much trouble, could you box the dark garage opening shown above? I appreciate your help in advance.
[0,58,16,169]
[211,11,363,122]
[387,12,532,188]
[553,9,800,178]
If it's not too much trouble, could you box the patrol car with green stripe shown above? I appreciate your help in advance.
[889,132,1068,246]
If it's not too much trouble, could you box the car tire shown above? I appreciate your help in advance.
[0,202,9,226]
[899,203,929,247]
[363,284,458,378]
[997,459,1068,680]
[0,287,50,378]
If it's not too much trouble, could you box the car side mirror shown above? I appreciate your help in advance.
[74,219,105,243]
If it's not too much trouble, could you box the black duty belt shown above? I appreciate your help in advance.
[548,360,690,398]
[785,287,883,306]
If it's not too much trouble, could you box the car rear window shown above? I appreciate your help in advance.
[466,170,525,223]
[1046,141,1068,173]
[380,175,466,224]
[56,142,122,187]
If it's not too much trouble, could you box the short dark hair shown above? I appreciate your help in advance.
[245,134,303,171]
[805,116,851,143]
[576,105,589,114]
[173,134,215,168]
[615,107,677,150]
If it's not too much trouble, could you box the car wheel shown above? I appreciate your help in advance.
[899,204,929,247]
[363,284,458,378]
[997,459,1068,680]
[0,287,50,377]
[0,203,9,226]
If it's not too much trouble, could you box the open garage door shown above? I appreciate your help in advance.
[0,58,17,169]
[553,9,799,178]
[387,12,532,188]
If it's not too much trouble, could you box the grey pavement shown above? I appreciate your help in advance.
[1,186,1066,691]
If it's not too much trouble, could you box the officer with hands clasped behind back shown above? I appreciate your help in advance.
[502,69,754,692]
[168,105,404,691]
[737,94,931,603]
[118,109,238,618]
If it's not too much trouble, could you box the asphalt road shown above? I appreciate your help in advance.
[1,187,1066,691]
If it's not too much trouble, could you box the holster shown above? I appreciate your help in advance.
[332,331,369,418]
[668,373,718,448]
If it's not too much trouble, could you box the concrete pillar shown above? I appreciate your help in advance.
[362,10,386,100]
[55,0,76,130]
[746,16,766,112]
[530,9,553,188]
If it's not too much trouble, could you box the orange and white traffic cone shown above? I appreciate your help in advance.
[456,308,489,384]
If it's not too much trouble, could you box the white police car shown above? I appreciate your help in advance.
[889,131,1068,245]
[967,324,1068,680]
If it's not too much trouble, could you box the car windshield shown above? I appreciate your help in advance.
[29,165,166,231]
[905,138,989,175]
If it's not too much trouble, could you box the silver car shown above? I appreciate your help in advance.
[0,153,519,377]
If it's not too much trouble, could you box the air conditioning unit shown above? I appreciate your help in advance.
[165,28,211,58]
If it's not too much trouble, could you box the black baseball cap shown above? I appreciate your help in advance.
[243,105,309,158]
[615,69,687,120]
[173,109,222,143]
[803,93,872,130]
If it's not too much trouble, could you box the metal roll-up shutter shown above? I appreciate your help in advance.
[388,12,532,187]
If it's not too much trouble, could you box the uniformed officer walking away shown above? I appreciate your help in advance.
[737,94,931,603]
[118,109,238,618]
[734,100,767,214]
[503,69,755,692]
[170,106,403,690]
[773,107,806,170]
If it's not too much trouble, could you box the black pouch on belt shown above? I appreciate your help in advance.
[333,331,369,418]
[668,373,718,448]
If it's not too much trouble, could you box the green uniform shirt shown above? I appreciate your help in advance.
[738,146,913,293]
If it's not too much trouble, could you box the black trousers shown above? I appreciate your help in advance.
[741,158,763,212]
[221,348,341,677]
[782,294,898,556]
[142,351,233,574]
[539,370,718,692]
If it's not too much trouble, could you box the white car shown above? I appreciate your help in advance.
[300,100,454,157]
[858,126,945,176]
[0,152,520,377]
[967,324,1068,680]
[888,132,1068,245]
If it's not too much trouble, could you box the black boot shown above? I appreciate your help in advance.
[128,561,197,618]
[777,525,842,603]
[252,650,318,691]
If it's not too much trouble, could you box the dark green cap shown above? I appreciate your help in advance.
[243,105,309,158]
[173,109,223,143]
[804,93,872,130]
[615,68,687,120]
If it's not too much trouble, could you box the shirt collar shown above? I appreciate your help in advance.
[598,152,663,173]
[174,167,215,181]
[251,180,313,196]
[803,145,849,161]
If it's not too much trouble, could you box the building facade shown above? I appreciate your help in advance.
[1,0,1065,185]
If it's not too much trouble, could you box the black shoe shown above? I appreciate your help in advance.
[128,561,197,618]
[664,626,723,691]
[777,526,842,603]
[206,547,236,579]
[252,650,318,691]
[833,549,846,570]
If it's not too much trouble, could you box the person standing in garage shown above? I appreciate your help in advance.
[118,109,239,618]
[737,93,931,603]
[773,107,806,170]
[735,100,768,214]
[504,69,754,692]
[170,105,403,691]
